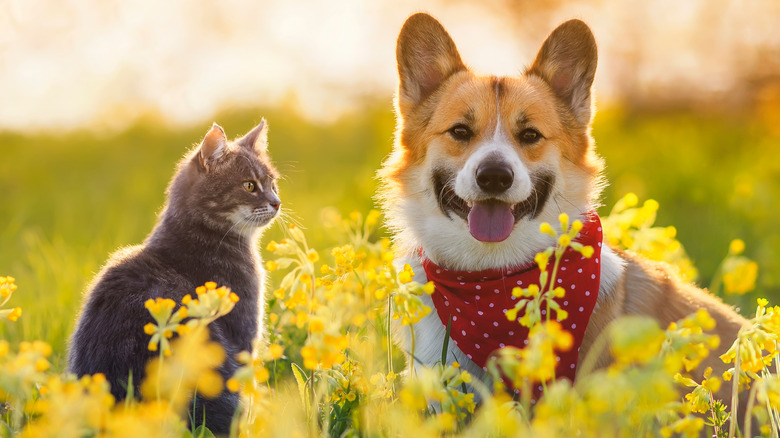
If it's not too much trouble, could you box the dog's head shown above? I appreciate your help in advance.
[379,13,604,270]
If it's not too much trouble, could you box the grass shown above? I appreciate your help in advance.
[1,101,778,370]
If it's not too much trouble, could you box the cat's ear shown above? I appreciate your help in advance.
[527,19,598,125]
[199,123,227,169]
[396,13,465,113]
[237,119,269,153]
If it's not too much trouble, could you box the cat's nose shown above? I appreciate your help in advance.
[268,193,281,211]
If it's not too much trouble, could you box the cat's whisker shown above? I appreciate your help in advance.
[278,210,302,229]
[276,206,303,229]
[218,212,254,252]
[238,217,252,253]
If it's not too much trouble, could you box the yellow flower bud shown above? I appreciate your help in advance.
[534,253,550,269]
[539,222,556,237]
[226,378,241,393]
[624,192,638,207]
[143,323,156,335]
[558,213,569,231]
[309,318,325,333]
[35,358,50,372]
[256,366,271,383]
[269,344,284,360]
[366,210,380,227]
[7,307,22,322]
[580,246,594,258]
[729,239,745,255]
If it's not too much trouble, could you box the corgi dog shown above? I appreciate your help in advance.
[379,12,747,406]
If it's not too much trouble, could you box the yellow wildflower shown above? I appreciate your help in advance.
[398,264,415,284]
[722,258,758,295]
[539,222,556,237]
[269,344,285,360]
[226,377,241,393]
[365,209,381,227]
[729,238,745,255]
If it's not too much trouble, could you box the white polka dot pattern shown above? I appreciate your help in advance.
[422,212,604,390]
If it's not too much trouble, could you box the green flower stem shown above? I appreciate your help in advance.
[744,380,758,438]
[729,338,741,438]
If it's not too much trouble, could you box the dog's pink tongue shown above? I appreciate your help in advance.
[468,200,515,242]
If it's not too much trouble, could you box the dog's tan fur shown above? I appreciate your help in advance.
[380,13,747,408]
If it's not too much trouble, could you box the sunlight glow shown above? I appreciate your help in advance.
[1,0,778,130]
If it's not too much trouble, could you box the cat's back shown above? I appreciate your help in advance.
[67,243,187,377]
[81,243,185,307]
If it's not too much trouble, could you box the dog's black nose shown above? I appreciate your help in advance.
[476,163,514,193]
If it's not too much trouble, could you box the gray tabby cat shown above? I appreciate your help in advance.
[68,120,280,434]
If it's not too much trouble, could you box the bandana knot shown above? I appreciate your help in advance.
[422,213,603,387]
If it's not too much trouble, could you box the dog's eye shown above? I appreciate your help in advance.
[448,124,473,142]
[518,128,542,145]
[242,181,256,192]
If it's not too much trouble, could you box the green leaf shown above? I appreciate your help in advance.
[275,257,297,270]
[192,425,216,438]
[0,420,12,438]
[441,316,451,366]
[280,271,297,290]
[291,362,310,407]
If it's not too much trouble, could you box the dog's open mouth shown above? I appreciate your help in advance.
[433,170,554,243]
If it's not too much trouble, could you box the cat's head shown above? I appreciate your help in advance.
[169,120,281,234]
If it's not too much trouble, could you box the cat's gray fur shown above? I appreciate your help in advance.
[68,120,280,434]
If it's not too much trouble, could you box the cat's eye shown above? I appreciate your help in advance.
[448,124,473,142]
[242,181,256,192]
[518,128,542,145]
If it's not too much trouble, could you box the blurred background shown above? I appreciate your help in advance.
[1,0,779,367]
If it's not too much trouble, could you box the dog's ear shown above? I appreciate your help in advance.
[396,13,465,113]
[528,20,598,125]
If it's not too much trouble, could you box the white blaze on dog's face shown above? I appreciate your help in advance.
[380,13,604,270]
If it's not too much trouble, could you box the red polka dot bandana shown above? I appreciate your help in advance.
[423,214,603,383]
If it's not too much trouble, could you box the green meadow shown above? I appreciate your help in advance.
[1,102,778,369]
